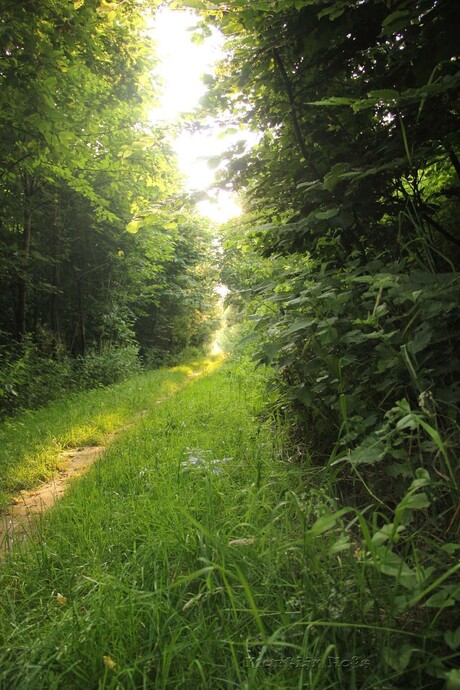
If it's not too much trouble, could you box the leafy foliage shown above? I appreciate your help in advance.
[191,0,460,265]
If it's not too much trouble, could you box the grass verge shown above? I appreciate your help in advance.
[0,355,219,502]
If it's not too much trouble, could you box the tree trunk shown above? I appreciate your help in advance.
[50,194,61,346]
[16,175,33,340]
[72,267,86,356]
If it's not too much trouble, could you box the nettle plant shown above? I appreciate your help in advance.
[300,466,460,684]
[251,256,459,501]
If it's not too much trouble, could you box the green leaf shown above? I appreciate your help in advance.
[118,146,134,159]
[257,341,281,366]
[328,534,350,554]
[444,627,460,651]
[323,164,348,193]
[381,10,411,36]
[315,207,340,221]
[143,213,163,226]
[417,417,450,466]
[348,435,386,466]
[190,32,205,46]
[293,386,312,406]
[371,523,405,547]
[399,492,430,511]
[408,468,431,491]
[383,644,415,672]
[423,586,457,608]
[309,512,337,537]
[366,89,400,102]
[407,323,431,355]
[58,131,74,147]
[126,220,143,234]
[307,97,354,107]
[445,669,460,690]
[284,318,315,336]
[309,507,350,537]
[236,333,258,349]
[318,5,345,20]
[372,547,414,582]
[441,543,460,555]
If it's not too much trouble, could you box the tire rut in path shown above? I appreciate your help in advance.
[0,370,203,558]
[0,433,121,557]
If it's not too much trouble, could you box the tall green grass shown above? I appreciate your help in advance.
[0,357,457,688]
[0,356,217,502]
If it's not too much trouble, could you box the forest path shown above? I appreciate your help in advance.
[0,367,206,558]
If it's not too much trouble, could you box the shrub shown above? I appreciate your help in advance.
[0,339,73,418]
[0,342,143,418]
[141,346,173,370]
[249,257,459,515]
[74,345,142,389]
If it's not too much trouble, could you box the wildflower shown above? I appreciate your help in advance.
[103,655,116,671]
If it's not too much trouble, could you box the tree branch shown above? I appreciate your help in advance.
[422,212,460,249]
[272,47,321,180]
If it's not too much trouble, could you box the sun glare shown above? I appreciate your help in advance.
[150,8,252,224]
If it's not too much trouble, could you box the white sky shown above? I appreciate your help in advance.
[149,8,254,223]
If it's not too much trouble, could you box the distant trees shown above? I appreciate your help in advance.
[0,0,218,415]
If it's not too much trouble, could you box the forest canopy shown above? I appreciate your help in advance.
[0,0,219,415]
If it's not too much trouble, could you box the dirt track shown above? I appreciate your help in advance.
[0,444,106,557]
[0,369,205,558]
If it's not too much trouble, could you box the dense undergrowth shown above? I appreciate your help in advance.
[0,338,213,421]
[247,256,460,510]
[0,356,458,689]
[228,255,460,687]
[0,341,141,420]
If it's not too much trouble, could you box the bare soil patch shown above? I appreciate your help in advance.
[0,443,107,557]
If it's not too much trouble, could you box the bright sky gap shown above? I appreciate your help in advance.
[149,8,253,224]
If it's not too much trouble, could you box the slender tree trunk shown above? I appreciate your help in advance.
[72,267,86,356]
[16,175,33,340]
[50,194,61,346]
